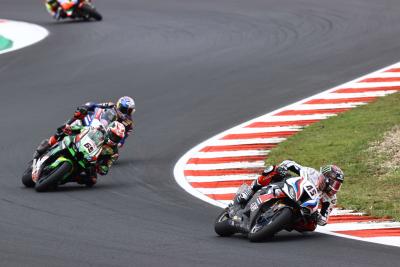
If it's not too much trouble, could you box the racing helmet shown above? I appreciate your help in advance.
[105,121,125,145]
[116,96,135,116]
[320,165,344,197]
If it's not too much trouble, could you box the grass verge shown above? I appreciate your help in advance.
[266,92,400,220]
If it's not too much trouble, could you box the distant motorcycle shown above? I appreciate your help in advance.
[46,0,102,21]
[214,175,320,242]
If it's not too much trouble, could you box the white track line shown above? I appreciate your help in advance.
[0,19,48,55]
[340,82,400,88]
[229,126,302,134]
[196,187,244,194]
[322,222,400,232]
[245,114,334,122]
[186,175,258,182]
[370,73,400,78]
[291,103,366,109]
[193,150,270,158]
[211,138,287,146]
[184,161,265,170]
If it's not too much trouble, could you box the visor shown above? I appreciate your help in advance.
[327,179,342,196]
[119,105,135,115]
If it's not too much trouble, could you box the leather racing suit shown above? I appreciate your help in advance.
[73,102,134,147]
[238,160,337,231]
[35,124,119,186]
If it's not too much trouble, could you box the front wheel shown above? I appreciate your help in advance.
[80,4,102,21]
[248,207,293,242]
[21,160,35,188]
[214,209,236,237]
[35,162,72,192]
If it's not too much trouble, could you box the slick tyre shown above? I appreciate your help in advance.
[248,208,292,242]
[80,4,102,21]
[21,161,34,188]
[35,162,72,192]
[214,209,236,237]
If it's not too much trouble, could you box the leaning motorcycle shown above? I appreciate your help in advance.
[21,125,105,192]
[214,175,320,242]
[48,0,102,21]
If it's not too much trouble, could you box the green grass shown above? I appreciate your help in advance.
[266,92,400,220]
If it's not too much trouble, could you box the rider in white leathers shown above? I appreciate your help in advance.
[236,160,344,231]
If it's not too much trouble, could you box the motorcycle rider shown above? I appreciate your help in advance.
[59,96,135,148]
[235,160,344,232]
[35,121,125,187]
[77,121,125,186]
[45,0,78,20]
[34,96,135,160]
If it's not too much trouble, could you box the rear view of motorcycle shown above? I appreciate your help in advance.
[214,176,320,242]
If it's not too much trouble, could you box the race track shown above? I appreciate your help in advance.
[1,0,400,266]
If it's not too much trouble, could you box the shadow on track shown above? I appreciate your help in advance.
[213,230,325,244]
[40,19,100,26]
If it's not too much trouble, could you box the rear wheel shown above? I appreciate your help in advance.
[80,4,102,21]
[214,209,236,237]
[35,162,72,192]
[248,207,292,242]
[21,161,34,188]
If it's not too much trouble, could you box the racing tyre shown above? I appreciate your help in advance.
[21,161,34,188]
[35,162,72,192]
[248,207,292,242]
[80,4,102,21]
[214,209,236,237]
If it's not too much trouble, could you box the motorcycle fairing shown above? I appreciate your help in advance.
[31,143,64,182]
[74,127,104,163]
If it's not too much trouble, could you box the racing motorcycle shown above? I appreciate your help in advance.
[49,0,102,21]
[21,123,105,192]
[214,176,320,242]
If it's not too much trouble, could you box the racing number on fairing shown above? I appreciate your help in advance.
[305,185,317,198]
[84,142,94,153]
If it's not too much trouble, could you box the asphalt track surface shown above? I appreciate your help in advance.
[1,1,400,266]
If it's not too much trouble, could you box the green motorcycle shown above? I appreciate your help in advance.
[22,125,105,192]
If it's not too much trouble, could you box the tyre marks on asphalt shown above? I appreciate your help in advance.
[174,62,400,247]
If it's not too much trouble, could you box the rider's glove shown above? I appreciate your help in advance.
[111,153,119,161]
[262,165,287,178]
[62,124,73,135]
[317,213,328,226]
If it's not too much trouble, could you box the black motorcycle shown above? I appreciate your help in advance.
[214,176,320,242]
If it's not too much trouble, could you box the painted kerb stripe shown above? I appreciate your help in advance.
[174,62,400,247]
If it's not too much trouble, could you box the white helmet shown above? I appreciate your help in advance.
[116,96,135,116]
